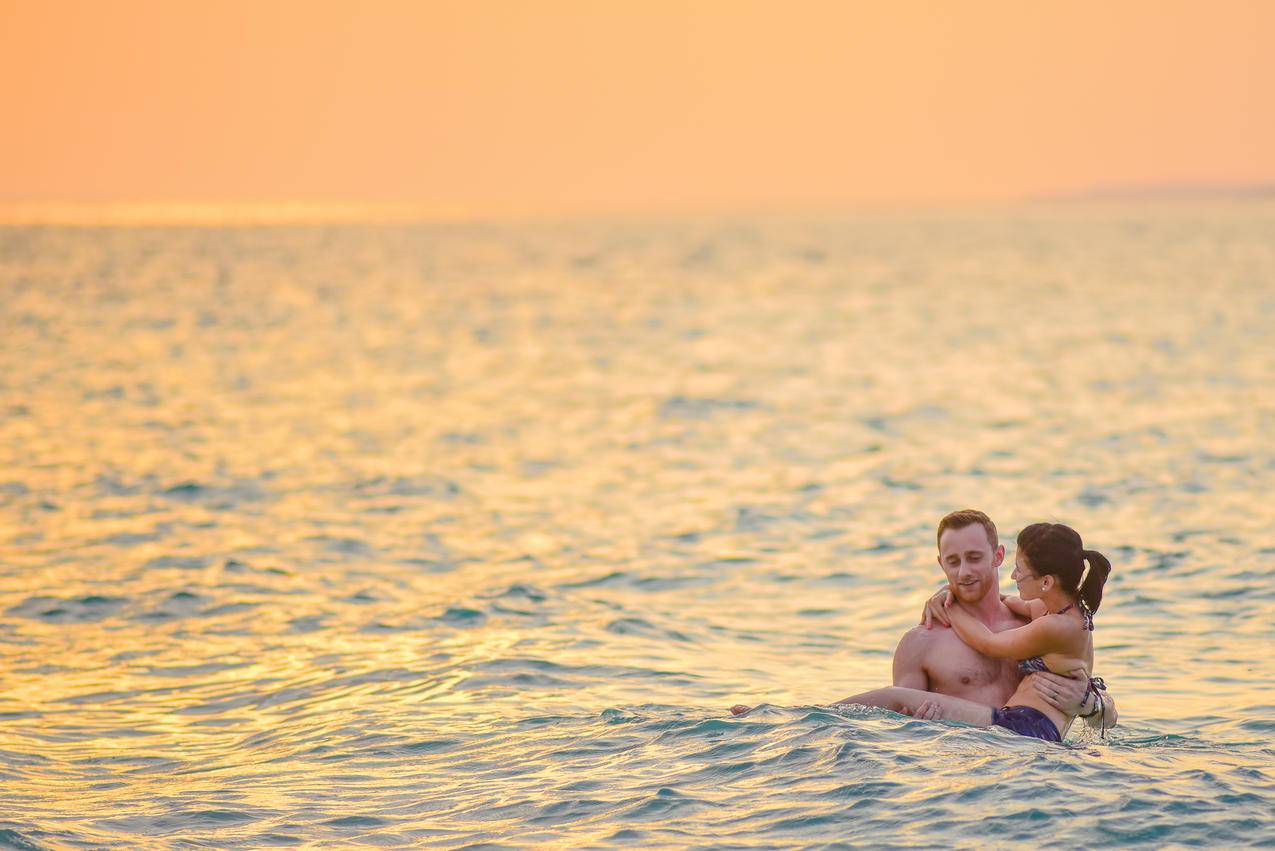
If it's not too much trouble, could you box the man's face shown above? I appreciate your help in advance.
[937,523,1004,604]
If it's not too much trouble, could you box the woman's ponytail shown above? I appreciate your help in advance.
[1079,549,1111,613]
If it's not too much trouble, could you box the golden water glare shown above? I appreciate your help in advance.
[0,205,1272,843]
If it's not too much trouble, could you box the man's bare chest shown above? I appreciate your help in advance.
[925,629,1021,694]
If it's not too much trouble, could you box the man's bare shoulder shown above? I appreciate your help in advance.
[991,609,1031,632]
[895,623,945,654]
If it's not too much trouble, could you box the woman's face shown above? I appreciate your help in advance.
[1011,552,1045,600]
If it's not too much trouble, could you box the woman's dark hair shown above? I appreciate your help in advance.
[1016,523,1112,613]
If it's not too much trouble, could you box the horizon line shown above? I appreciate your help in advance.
[2,182,1273,226]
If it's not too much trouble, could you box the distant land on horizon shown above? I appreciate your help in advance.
[1038,180,1275,202]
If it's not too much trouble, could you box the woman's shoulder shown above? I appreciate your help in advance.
[1046,607,1092,632]
[1034,610,1087,640]
[1040,609,1094,655]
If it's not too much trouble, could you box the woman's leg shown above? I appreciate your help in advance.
[832,686,994,726]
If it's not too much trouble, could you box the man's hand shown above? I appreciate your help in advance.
[902,699,943,720]
[920,587,953,629]
[1033,670,1118,730]
[1031,668,1089,715]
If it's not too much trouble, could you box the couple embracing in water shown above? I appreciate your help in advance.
[733,509,1117,742]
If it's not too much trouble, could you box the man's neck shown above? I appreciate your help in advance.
[957,591,1007,625]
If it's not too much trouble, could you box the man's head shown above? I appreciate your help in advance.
[936,509,1004,604]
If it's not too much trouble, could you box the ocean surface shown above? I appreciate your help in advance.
[1,203,1273,848]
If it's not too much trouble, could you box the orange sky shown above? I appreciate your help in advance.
[2,0,1272,215]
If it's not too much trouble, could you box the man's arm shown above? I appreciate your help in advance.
[892,627,946,719]
[1032,670,1119,730]
[892,626,931,689]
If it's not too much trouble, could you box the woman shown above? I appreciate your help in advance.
[795,523,1109,742]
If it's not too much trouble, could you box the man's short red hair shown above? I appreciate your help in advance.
[936,509,998,550]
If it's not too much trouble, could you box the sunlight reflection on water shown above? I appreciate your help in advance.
[1,204,1273,846]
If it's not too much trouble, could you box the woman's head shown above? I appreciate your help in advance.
[1013,523,1111,613]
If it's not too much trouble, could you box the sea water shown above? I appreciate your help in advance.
[0,203,1272,847]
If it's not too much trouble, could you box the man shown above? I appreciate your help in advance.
[894,509,1115,732]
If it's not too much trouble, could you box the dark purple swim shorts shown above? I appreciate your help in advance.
[991,705,1062,742]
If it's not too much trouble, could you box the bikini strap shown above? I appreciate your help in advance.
[1088,676,1108,739]
[1078,599,1095,631]
[1057,601,1095,631]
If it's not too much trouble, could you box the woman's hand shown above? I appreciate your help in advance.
[920,587,953,628]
